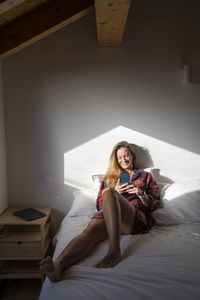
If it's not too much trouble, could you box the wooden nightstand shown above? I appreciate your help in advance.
[0,207,51,279]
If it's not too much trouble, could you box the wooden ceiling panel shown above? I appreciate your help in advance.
[0,0,50,28]
[0,0,94,59]
[0,0,132,59]
[95,0,131,47]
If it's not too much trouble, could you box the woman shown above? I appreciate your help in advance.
[40,141,160,281]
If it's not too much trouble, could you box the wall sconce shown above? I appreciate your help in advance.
[182,64,192,84]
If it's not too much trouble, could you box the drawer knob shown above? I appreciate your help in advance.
[17,241,22,244]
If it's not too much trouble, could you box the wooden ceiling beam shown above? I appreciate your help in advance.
[95,0,131,47]
[0,0,94,60]
[0,0,50,28]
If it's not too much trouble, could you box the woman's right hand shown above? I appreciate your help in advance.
[114,178,128,194]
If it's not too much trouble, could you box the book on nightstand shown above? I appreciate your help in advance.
[13,208,46,221]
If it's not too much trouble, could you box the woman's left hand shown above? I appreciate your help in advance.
[126,184,150,208]
[126,184,143,196]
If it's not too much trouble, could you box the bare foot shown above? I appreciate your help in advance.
[39,256,62,282]
[95,251,122,268]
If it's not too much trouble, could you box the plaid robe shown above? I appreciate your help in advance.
[93,169,160,234]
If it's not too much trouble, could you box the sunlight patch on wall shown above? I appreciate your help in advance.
[64,126,200,191]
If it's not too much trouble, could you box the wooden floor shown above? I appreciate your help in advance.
[0,279,42,300]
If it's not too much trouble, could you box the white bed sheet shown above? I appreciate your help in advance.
[39,216,200,300]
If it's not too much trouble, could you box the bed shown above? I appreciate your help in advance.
[39,177,200,300]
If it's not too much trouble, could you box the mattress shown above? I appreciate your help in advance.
[39,216,200,300]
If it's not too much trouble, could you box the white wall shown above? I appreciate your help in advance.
[0,61,7,214]
[2,0,200,231]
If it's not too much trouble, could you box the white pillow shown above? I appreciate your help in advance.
[157,181,171,201]
[67,190,97,217]
[92,174,104,194]
[153,178,200,225]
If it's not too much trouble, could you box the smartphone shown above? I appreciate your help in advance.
[120,172,130,185]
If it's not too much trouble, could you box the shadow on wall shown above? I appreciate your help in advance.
[130,143,174,184]
[151,168,174,184]
[130,143,153,169]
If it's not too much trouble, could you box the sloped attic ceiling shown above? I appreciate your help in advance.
[0,0,131,60]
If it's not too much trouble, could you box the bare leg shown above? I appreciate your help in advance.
[40,219,107,282]
[40,189,136,280]
[96,188,136,268]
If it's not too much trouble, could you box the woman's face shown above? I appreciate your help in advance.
[116,147,133,171]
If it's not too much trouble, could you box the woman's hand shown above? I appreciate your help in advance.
[114,179,129,194]
[126,183,150,207]
[115,180,150,207]
[126,184,143,196]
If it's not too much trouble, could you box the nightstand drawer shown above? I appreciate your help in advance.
[0,242,42,259]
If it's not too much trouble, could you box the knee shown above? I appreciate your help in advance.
[102,187,115,198]
[102,187,112,195]
[102,187,118,202]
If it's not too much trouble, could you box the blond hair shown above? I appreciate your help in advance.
[105,141,136,188]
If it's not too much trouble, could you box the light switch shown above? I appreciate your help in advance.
[41,173,54,184]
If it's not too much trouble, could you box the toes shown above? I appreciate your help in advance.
[39,257,55,273]
[40,256,52,266]
[39,260,47,267]
[46,256,52,262]
[40,256,53,267]
[39,260,62,282]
